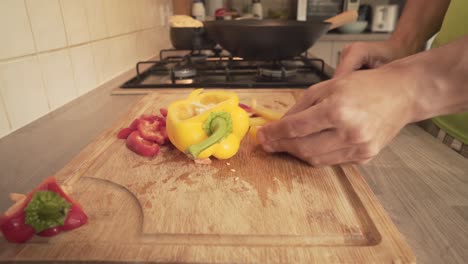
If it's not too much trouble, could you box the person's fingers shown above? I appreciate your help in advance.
[262,129,350,158]
[333,43,368,78]
[305,146,374,166]
[283,81,330,117]
[258,101,335,143]
[302,144,376,167]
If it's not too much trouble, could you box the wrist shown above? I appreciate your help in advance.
[388,35,424,58]
[380,58,432,124]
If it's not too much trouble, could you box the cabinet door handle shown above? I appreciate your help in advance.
[337,51,342,67]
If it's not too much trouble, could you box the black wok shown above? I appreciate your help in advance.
[170,27,216,50]
[204,10,357,60]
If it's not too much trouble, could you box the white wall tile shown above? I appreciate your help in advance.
[0,57,50,129]
[149,0,160,27]
[104,0,125,36]
[38,50,77,110]
[154,26,170,52]
[135,0,153,30]
[164,0,173,25]
[0,95,12,138]
[26,0,67,52]
[0,0,36,60]
[123,0,138,33]
[92,39,114,84]
[136,30,152,61]
[121,34,137,70]
[105,0,137,36]
[156,0,172,27]
[60,0,90,45]
[148,28,159,56]
[84,0,108,40]
[69,44,97,95]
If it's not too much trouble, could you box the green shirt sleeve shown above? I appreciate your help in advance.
[430,0,468,144]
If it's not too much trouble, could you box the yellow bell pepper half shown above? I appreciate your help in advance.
[166,89,250,160]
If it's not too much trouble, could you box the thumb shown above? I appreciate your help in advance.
[333,45,367,78]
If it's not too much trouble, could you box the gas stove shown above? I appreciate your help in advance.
[121,48,330,89]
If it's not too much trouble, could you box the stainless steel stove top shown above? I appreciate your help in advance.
[121,49,330,89]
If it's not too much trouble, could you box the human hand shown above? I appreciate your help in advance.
[334,40,412,78]
[256,67,416,166]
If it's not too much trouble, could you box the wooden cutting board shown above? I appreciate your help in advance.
[0,90,415,263]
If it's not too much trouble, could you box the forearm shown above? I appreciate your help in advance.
[389,0,450,55]
[388,35,468,121]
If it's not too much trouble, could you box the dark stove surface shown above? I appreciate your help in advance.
[121,49,330,89]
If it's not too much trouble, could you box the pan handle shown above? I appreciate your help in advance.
[324,10,358,30]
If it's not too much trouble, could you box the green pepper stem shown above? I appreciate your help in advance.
[187,117,228,159]
[25,191,71,233]
[39,203,62,218]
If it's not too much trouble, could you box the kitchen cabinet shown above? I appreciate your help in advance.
[308,40,353,69]
[331,41,353,68]
[308,34,390,68]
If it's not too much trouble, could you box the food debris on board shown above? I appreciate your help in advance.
[0,177,87,243]
[194,158,212,165]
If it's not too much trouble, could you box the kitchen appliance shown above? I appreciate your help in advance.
[252,0,263,19]
[204,10,357,61]
[121,48,328,89]
[371,4,398,32]
[122,12,355,90]
[297,0,358,21]
[170,27,216,50]
[192,0,206,21]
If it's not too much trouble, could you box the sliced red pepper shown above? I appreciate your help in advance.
[117,127,133,139]
[140,114,158,123]
[126,130,160,157]
[157,116,166,127]
[0,177,88,243]
[129,118,142,130]
[158,126,169,145]
[137,119,161,142]
[238,103,252,113]
[159,108,168,117]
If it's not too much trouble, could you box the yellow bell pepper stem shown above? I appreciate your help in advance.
[186,112,233,159]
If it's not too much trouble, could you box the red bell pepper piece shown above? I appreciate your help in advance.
[238,103,252,113]
[0,177,88,243]
[159,108,168,117]
[117,127,133,139]
[126,130,160,157]
[137,119,162,142]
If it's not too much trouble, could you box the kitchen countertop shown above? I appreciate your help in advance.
[321,32,391,41]
[0,66,467,264]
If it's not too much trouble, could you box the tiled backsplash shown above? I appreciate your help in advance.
[0,0,172,138]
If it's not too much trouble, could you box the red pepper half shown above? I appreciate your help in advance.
[0,177,88,243]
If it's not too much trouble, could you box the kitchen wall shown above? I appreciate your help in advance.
[0,0,172,138]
